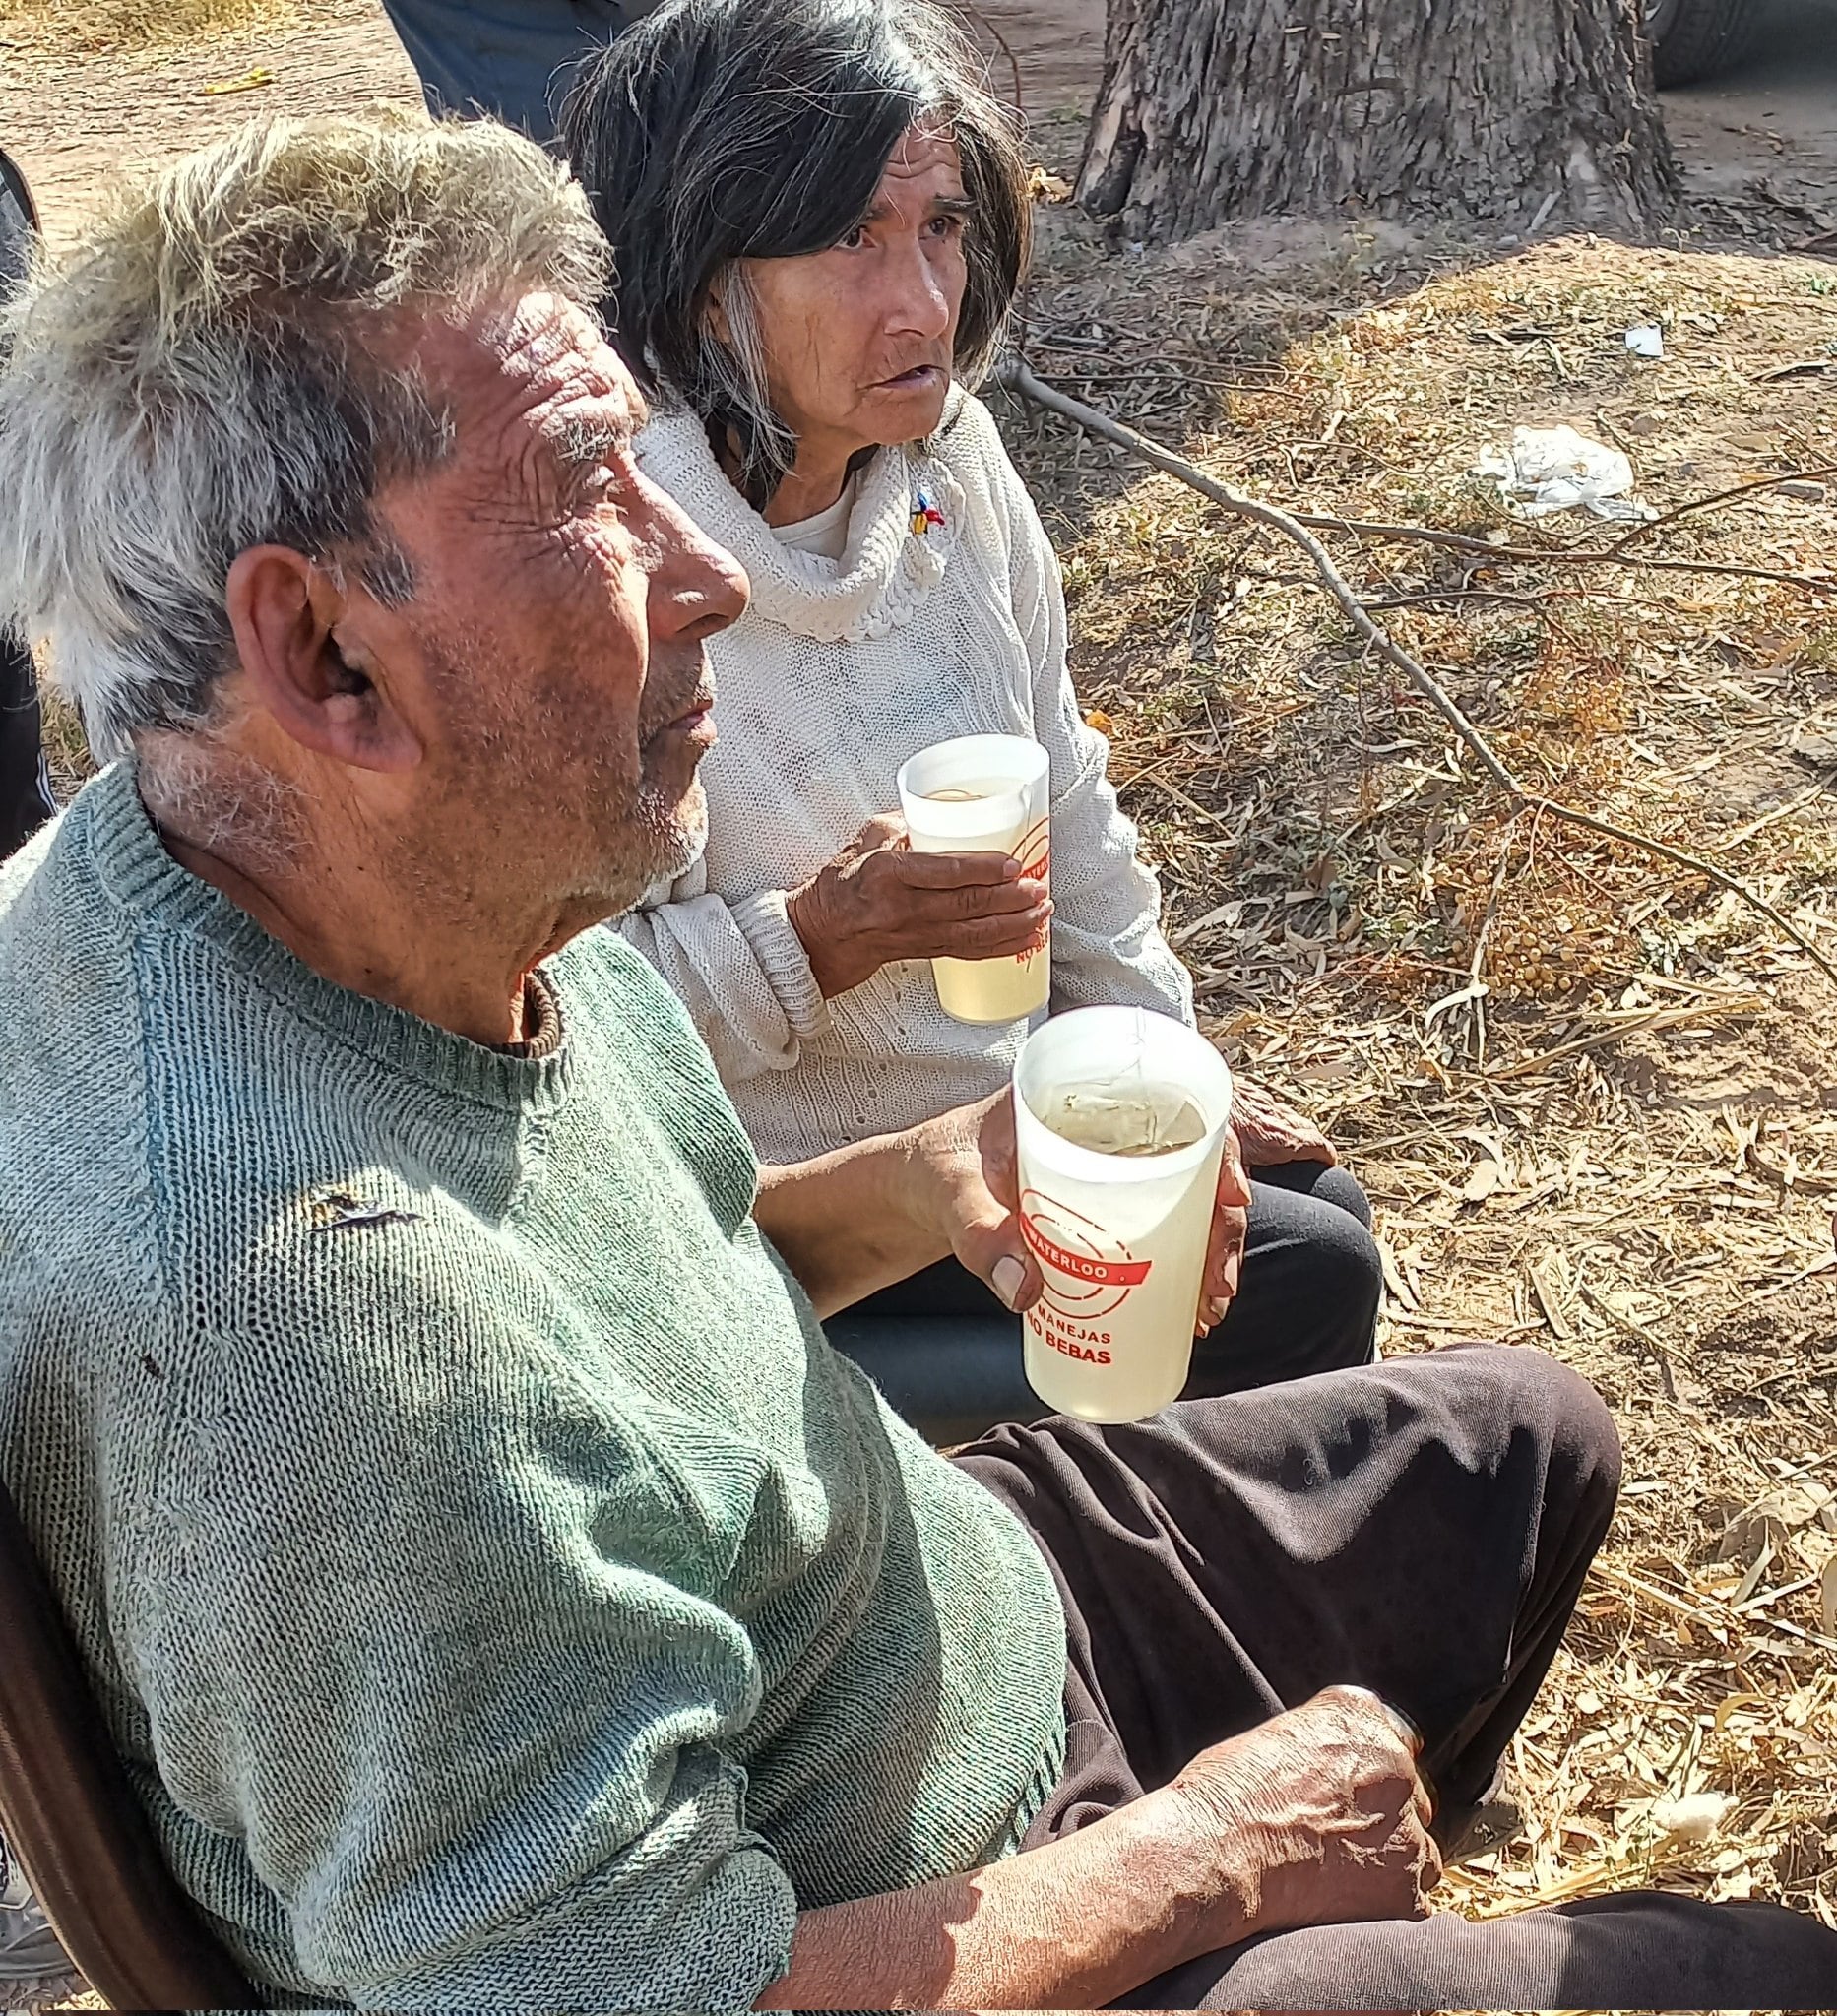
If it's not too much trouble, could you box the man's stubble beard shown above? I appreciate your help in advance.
[627,763,707,906]
[410,621,710,929]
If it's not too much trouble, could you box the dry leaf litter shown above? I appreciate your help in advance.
[998,220,1837,1949]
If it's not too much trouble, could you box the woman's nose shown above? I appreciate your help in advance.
[888,244,953,340]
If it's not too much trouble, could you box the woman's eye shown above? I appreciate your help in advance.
[927,215,965,238]
[838,224,868,250]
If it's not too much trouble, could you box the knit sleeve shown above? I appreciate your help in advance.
[116,1259,798,2012]
[615,883,832,1084]
[990,425,1195,1028]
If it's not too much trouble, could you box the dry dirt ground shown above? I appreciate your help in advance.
[5,0,1837,1997]
[7,0,1837,245]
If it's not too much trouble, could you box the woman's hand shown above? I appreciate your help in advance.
[787,814,1051,1000]
[1230,1075,1338,1169]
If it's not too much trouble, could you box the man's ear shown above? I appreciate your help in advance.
[224,545,422,775]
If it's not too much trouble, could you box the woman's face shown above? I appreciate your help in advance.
[740,121,970,466]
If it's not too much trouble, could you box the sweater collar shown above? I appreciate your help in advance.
[637,391,967,647]
[76,760,575,1114]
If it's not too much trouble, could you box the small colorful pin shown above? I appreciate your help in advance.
[910,487,947,536]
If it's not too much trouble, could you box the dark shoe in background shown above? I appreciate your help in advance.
[0,1836,83,2007]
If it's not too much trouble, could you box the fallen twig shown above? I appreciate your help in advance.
[1486,996,1768,1082]
[1293,516,1830,593]
[1601,462,1837,559]
[995,357,1837,991]
[998,362,1835,592]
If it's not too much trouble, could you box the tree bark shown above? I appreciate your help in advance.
[1077,0,1682,243]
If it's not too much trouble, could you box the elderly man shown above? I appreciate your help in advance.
[0,116,1831,2011]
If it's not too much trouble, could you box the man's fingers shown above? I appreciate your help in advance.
[956,1215,1041,1312]
[1203,1199,1247,1291]
[1216,1127,1254,1209]
[1335,1685,1424,1758]
[1417,1826,1443,1901]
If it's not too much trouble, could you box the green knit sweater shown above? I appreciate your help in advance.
[0,764,1067,2010]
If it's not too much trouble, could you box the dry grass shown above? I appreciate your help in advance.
[0,0,291,55]
[1005,215,1837,1952]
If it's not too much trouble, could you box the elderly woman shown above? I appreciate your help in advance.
[563,0,1380,1404]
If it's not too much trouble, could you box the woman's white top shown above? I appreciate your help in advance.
[622,387,1193,1166]
[771,475,858,561]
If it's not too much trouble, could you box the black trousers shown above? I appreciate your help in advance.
[850,1159,1382,1397]
[0,631,52,860]
[957,1346,1837,2008]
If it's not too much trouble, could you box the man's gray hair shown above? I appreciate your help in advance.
[0,113,610,757]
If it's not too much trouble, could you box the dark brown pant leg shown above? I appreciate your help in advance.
[957,1344,1620,1836]
[1123,1891,1837,2009]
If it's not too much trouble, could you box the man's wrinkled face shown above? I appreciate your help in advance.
[374,293,748,923]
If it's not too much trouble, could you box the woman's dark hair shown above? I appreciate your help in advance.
[563,0,1032,508]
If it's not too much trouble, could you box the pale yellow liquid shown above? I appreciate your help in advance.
[911,779,1049,1024]
[1039,1091,1205,1158]
[1020,1082,1220,1422]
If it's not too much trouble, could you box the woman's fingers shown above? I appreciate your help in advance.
[934,903,1053,954]
[893,847,1029,890]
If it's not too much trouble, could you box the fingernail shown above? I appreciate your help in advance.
[992,1256,1026,1309]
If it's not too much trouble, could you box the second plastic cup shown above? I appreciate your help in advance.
[896,733,1050,1025]
[1012,1005,1235,1422]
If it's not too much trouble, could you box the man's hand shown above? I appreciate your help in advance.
[761,1683,1438,2010]
[787,814,1051,1000]
[1166,1685,1439,1943]
[904,1090,1044,1313]
[1230,1075,1338,1168]
[1196,1124,1252,1335]
[915,1091,1252,1339]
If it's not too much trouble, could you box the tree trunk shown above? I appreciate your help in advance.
[1077,0,1681,243]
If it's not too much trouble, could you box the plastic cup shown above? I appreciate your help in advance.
[1012,1005,1235,1422]
[896,734,1050,1025]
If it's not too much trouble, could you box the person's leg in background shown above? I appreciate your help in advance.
[834,1160,1383,1427]
[0,1836,84,2005]
[1,629,53,857]
[1187,1159,1382,1394]
[376,0,641,146]
[1,148,53,861]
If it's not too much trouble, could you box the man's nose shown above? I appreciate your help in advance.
[647,478,750,641]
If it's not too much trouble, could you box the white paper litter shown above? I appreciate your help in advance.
[1625,323,1665,359]
[1473,424,1657,522]
[1650,1791,1733,1844]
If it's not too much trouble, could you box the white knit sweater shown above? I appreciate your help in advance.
[620,388,1193,1166]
